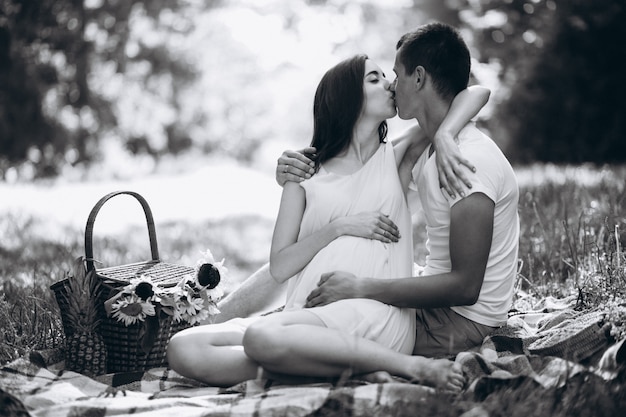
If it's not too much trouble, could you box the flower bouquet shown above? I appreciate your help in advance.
[103,250,228,354]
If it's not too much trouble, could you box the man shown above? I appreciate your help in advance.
[218,22,519,358]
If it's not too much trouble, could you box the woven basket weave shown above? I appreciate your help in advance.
[51,191,196,373]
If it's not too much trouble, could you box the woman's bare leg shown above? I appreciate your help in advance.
[242,310,465,391]
[167,318,259,387]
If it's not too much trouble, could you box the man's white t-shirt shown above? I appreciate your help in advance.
[409,123,520,327]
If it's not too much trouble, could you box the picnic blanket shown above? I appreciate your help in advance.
[2,296,625,417]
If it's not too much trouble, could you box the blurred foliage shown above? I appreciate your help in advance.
[460,0,626,163]
[0,0,624,180]
[0,0,208,179]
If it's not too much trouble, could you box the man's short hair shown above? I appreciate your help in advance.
[396,22,470,101]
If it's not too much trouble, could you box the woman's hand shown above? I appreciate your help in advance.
[432,85,489,198]
[333,212,400,243]
[432,129,475,199]
[275,147,317,186]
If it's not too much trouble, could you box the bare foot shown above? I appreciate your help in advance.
[407,356,465,392]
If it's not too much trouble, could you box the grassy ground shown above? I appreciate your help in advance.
[513,164,626,340]
[0,213,274,362]
[1,163,625,415]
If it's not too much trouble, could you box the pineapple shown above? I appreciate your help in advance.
[62,256,108,377]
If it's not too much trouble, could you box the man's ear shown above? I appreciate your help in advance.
[414,66,425,90]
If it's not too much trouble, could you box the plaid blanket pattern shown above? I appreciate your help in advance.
[1,297,624,417]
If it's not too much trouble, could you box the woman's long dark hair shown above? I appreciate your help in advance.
[310,54,388,172]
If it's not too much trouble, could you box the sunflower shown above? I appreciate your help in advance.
[197,263,221,289]
[129,276,156,299]
[105,251,228,327]
[110,293,156,326]
[194,249,228,299]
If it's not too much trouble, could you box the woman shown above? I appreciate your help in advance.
[167,55,488,390]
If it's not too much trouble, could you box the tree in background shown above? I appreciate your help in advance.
[462,0,626,164]
[2,0,624,181]
[0,0,430,180]
[0,0,198,179]
[0,0,87,177]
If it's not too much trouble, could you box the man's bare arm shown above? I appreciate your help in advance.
[211,263,286,323]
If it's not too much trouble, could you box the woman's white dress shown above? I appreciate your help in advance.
[284,141,416,354]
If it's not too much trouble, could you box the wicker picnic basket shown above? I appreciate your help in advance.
[51,191,196,373]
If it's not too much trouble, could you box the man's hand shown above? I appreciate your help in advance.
[276,147,317,186]
[305,271,360,307]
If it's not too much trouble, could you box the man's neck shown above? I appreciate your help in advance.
[416,97,454,142]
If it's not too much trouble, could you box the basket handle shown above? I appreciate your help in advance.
[85,191,160,271]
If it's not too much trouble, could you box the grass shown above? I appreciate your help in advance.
[513,164,626,342]
[0,213,274,362]
[1,162,625,415]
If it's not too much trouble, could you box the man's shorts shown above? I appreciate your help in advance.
[413,307,496,358]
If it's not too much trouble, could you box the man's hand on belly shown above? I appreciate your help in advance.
[305,271,361,307]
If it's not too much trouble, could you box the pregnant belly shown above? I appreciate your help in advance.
[314,236,391,276]
[285,236,393,309]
